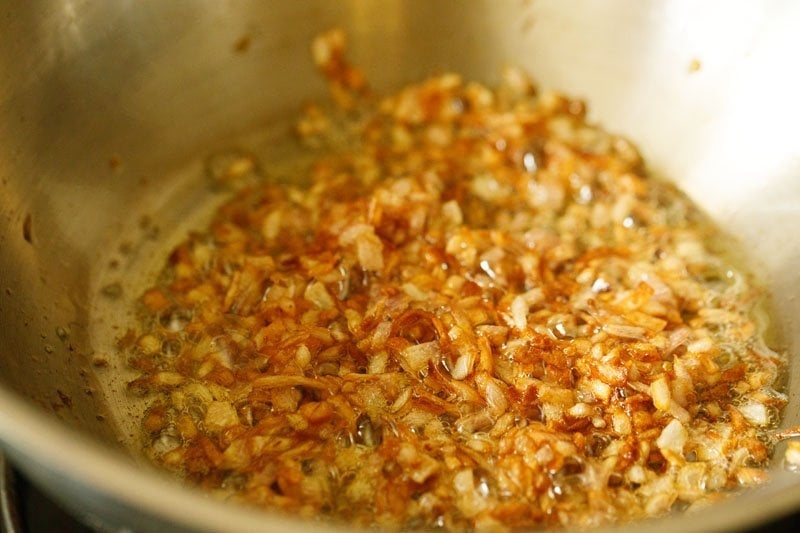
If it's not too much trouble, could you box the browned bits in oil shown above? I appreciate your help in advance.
[142,288,171,313]
[56,326,69,341]
[355,413,382,447]
[22,213,32,243]
[56,389,72,408]
[233,35,251,54]
[91,356,110,368]
[205,149,259,190]
[100,282,123,299]
[125,29,786,530]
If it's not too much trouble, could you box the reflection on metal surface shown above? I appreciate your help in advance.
[0,453,21,533]
[0,0,799,531]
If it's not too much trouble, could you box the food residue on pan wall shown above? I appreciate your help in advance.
[120,29,786,529]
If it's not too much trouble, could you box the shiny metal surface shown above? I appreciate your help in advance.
[0,453,21,533]
[1,0,799,531]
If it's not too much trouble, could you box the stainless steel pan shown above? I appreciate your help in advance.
[2,1,800,530]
